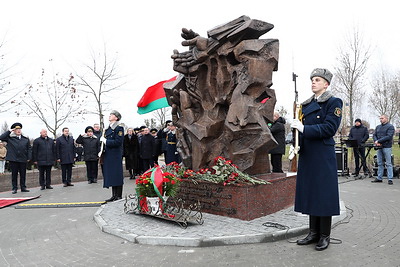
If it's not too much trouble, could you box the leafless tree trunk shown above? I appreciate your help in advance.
[331,27,371,126]
[0,37,25,113]
[369,69,400,123]
[152,107,171,129]
[144,118,157,129]
[75,45,125,131]
[1,121,9,133]
[19,68,84,139]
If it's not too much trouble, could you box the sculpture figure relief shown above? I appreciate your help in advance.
[165,16,279,175]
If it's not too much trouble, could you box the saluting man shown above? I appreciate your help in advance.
[100,110,124,202]
[0,123,32,194]
[291,68,343,251]
[165,122,181,164]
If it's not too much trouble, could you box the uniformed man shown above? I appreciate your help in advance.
[0,123,32,194]
[76,126,100,184]
[291,68,343,251]
[100,110,124,202]
[165,122,181,164]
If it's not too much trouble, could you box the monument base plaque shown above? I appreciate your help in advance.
[174,173,296,221]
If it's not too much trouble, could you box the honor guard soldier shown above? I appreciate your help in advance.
[0,123,32,194]
[291,68,343,251]
[100,110,125,202]
[165,122,181,164]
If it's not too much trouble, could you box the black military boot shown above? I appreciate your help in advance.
[315,216,332,251]
[114,186,123,201]
[105,187,116,202]
[297,215,320,245]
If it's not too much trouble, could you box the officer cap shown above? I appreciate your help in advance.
[139,126,146,130]
[11,122,22,129]
[150,128,158,133]
[165,120,172,127]
[85,126,94,133]
[310,68,333,84]
[110,110,122,121]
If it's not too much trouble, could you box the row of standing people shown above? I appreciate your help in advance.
[0,123,97,193]
[0,114,181,200]
[0,112,123,200]
[123,120,181,179]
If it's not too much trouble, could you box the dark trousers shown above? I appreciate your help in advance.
[85,160,98,181]
[38,165,52,187]
[353,147,367,173]
[61,163,73,184]
[9,161,27,191]
[142,159,154,172]
[270,154,283,173]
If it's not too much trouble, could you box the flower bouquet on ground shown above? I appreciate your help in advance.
[191,156,269,186]
[135,165,182,215]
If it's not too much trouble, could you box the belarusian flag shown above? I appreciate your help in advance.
[137,76,177,114]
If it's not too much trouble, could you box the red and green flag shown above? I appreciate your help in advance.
[137,76,177,114]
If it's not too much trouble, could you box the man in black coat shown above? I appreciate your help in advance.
[32,129,55,190]
[348,118,369,176]
[76,126,100,184]
[56,127,75,187]
[151,128,160,165]
[139,127,156,172]
[123,128,139,179]
[0,123,32,194]
[93,123,102,139]
[268,112,286,173]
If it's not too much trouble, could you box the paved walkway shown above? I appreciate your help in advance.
[0,174,399,266]
[95,194,345,247]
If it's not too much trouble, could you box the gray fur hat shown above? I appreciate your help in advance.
[310,68,333,84]
[110,110,122,121]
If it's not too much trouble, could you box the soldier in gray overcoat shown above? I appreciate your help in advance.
[291,68,343,251]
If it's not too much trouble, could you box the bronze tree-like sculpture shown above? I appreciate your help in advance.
[165,16,279,175]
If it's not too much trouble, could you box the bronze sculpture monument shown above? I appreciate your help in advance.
[165,16,279,175]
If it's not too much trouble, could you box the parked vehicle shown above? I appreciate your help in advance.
[285,132,293,144]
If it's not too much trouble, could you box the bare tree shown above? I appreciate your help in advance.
[152,107,171,129]
[0,37,25,113]
[75,45,125,131]
[1,121,9,134]
[18,67,84,139]
[369,69,400,123]
[331,27,371,126]
[144,118,157,129]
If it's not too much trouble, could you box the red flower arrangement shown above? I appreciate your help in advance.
[135,166,182,197]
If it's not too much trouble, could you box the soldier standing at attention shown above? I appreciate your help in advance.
[291,68,343,251]
[0,123,32,194]
[100,110,124,202]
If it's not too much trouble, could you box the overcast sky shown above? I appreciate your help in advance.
[1,0,399,138]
